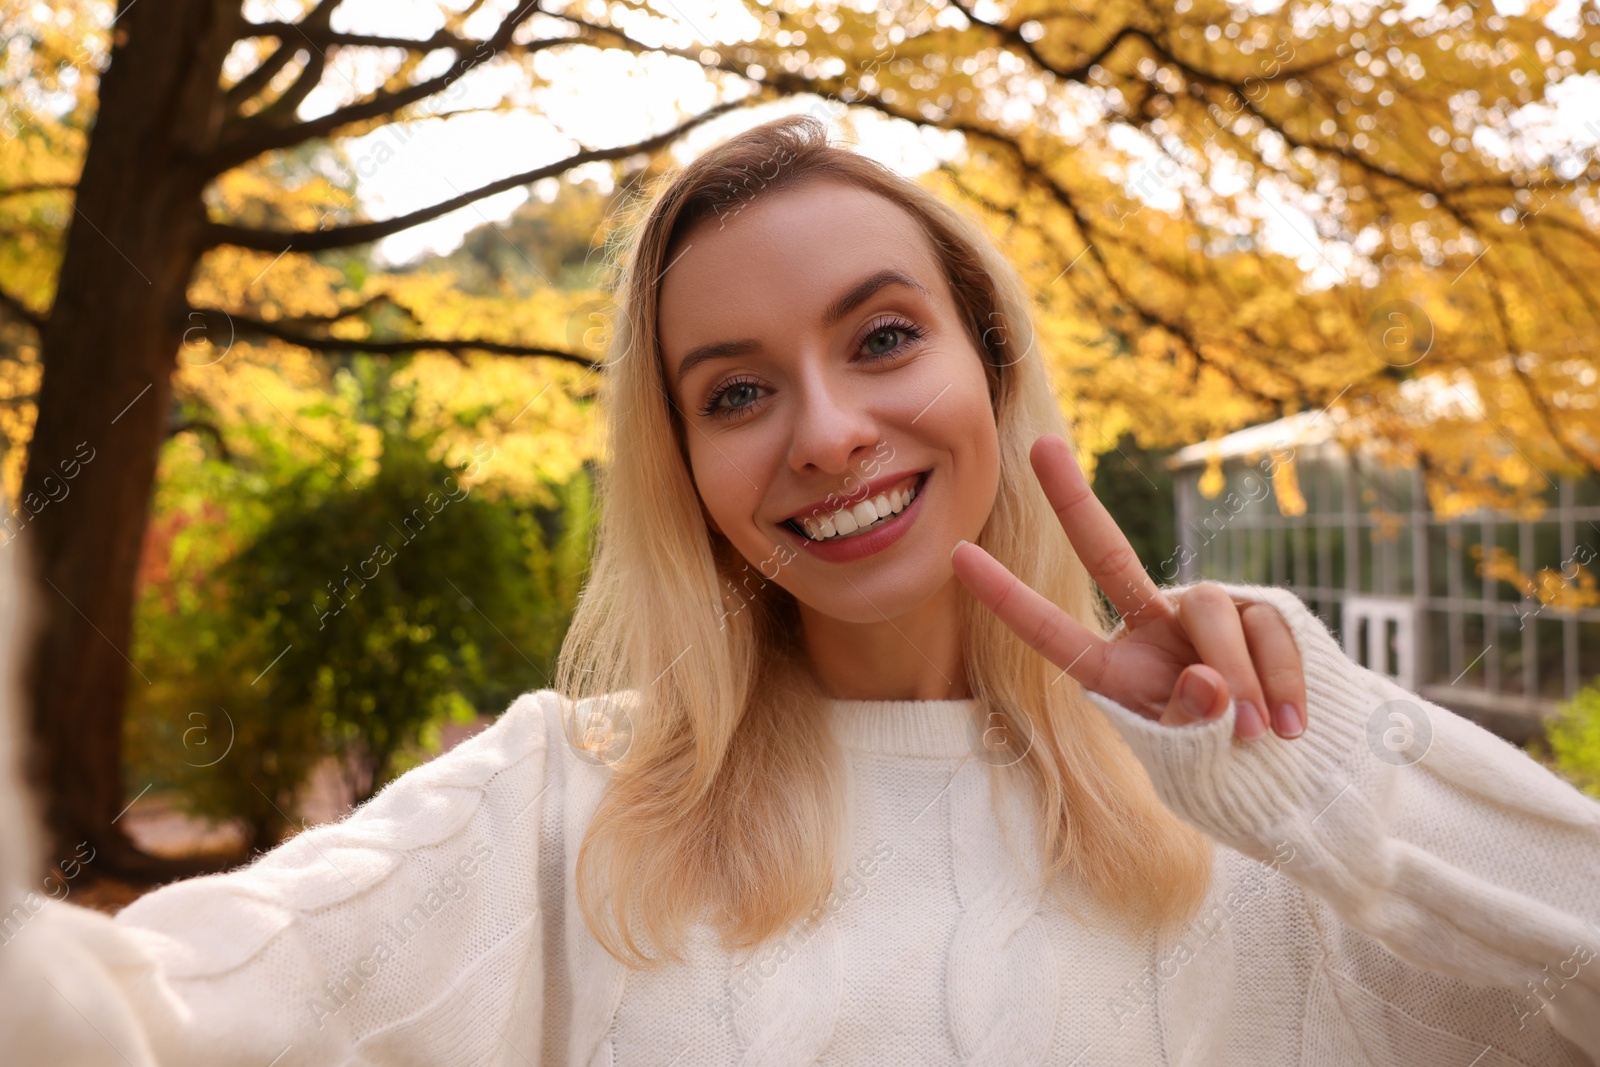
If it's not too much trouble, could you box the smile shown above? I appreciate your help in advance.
[783,471,926,543]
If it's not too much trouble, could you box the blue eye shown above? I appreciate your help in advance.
[695,317,926,421]
[699,375,766,419]
[859,317,926,360]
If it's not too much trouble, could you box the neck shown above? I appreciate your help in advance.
[798,577,970,701]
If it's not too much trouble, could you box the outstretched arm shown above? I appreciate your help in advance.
[1088,578,1600,1059]
[0,685,554,1067]
[952,433,1600,1060]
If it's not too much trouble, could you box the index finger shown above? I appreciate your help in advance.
[1031,434,1175,630]
[950,539,1113,692]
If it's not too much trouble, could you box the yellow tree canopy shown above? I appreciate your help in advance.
[2,0,1598,514]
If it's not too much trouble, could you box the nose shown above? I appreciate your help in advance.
[785,366,882,476]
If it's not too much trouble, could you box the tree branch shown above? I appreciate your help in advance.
[0,286,46,331]
[252,43,328,128]
[0,181,75,201]
[543,10,707,64]
[223,43,299,111]
[280,293,422,326]
[939,6,1504,211]
[223,0,340,112]
[941,0,1145,84]
[203,1,555,175]
[190,306,600,368]
[1130,28,1457,205]
[168,419,234,463]
[241,23,487,52]
[200,98,751,252]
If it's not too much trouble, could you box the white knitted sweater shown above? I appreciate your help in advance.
[2,581,1599,1066]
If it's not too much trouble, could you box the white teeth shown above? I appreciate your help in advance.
[790,475,922,543]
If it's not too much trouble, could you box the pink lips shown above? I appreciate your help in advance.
[780,468,929,526]
[782,471,930,563]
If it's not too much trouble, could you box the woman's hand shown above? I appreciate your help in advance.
[951,434,1306,741]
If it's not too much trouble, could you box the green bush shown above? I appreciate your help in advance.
[1547,677,1600,800]
[126,364,594,851]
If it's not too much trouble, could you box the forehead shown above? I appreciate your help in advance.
[657,178,944,358]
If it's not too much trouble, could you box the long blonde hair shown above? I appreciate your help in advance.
[557,113,1213,968]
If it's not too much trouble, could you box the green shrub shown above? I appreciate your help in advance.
[1547,677,1600,800]
[127,392,594,851]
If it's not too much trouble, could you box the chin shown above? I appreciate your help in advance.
[786,556,957,626]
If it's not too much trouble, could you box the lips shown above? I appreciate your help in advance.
[780,470,934,531]
[784,470,934,563]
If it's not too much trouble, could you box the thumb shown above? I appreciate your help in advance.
[1160,664,1228,727]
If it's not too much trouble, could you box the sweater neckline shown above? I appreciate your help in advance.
[824,697,983,758]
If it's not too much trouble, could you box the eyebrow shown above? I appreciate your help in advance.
[671,268,933,385]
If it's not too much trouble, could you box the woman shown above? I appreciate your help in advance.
[2,113,1598,1066]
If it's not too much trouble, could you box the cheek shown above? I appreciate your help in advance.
[687,438,764,543]
[939,363,1001,515]
[955,398,1001,503]
[934,352,999,446]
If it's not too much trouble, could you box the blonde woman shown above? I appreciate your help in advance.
[3,113,1599,1066]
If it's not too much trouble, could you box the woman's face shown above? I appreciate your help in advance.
[658,176,1001,625]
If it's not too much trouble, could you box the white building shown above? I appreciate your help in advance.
[1164,388,1600,742]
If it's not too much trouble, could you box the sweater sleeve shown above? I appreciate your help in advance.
[1083,580,1600,1061]
[0,689,558,1067]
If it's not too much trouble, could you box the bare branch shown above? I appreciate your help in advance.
[223,44,300,110]
[941,0,1143,84]
[0,181,75,201]
[204,1,554,175]
[241,22,484,52]
[168,419,234,463]
[223,0,341,112]
[0,286,46,331]
[281,293,422,326]
[1132,29,1453,203]
[191,306,600,368]
[201,98,751,252]
[253,45,328,127]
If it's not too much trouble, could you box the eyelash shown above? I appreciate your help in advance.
[696,316,928,420]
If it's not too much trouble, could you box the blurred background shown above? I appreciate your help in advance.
[2,0,1598,909]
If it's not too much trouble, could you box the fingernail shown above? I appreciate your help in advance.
[1179,673,1216,719]
[951,539,969,558]
[1273,702,1304,738]
[1235,700,1267,739]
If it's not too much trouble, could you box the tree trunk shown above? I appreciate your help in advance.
[17,0,248,882]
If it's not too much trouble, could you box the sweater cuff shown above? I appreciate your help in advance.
[1085,580,1381,855]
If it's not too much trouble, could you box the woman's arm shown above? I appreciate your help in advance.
[0,688,556,1067]
[1085,579,1600,1060]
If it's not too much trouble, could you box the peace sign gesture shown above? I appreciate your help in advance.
[951,434,1307,742]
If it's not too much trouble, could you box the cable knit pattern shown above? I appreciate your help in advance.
[945,759,1056,1065]
[2,583,1599,1066]
[728,913,845,1065]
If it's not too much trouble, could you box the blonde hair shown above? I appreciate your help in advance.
[557,113,1213,968]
